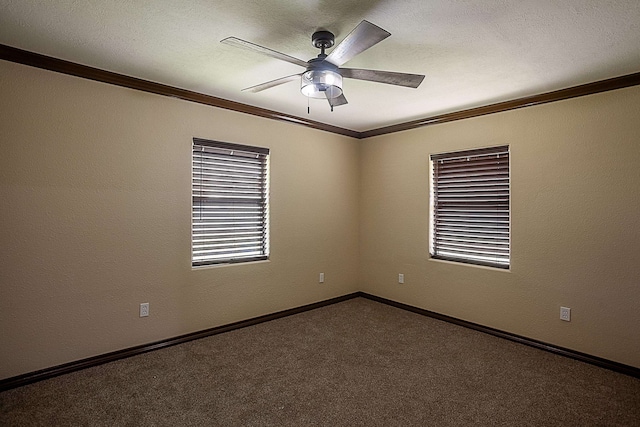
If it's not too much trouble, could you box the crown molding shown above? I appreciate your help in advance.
[360,72,640,138]
[0,44,360,139]
[2,43,640,139]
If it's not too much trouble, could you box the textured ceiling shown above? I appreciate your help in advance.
[1,0,640,132]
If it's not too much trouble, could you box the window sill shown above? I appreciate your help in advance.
[191,258,271,270]
[428,257,511,272]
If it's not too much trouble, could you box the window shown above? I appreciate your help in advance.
[192,138,269,266]
[430,146,510,269]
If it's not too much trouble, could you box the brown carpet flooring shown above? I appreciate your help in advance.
[1,297,639,426]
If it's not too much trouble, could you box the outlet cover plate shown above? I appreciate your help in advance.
[560,306,570,322]
[140,302,149,317]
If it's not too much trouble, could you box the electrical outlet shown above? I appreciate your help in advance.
[319,272,324,283]
[398,273,404,284]
[560,306,570,322]
[140,302,149,317]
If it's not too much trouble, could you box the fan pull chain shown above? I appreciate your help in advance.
[307,96,310,114]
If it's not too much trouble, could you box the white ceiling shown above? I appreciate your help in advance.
[1,0,639,132]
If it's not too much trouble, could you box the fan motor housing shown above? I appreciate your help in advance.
[306,57,338,72]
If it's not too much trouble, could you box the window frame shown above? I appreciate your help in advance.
[429,145,510,269]
[192,138,269,267]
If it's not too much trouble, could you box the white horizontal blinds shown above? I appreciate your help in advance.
[192,139,269,266]
[431,146,510,268]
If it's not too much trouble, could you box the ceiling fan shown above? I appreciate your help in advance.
[221,20,425,111]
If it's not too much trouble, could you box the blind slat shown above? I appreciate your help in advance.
[193,139,269,266]
[431,146,510,269]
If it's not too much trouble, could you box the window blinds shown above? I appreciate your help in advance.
[192,139,269,266]
[431,146,510,269]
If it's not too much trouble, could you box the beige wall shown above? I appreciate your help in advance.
[2,58,640,380]
[0,60,360,379]
[359,85,640,368]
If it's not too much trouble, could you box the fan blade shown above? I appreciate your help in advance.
[221,37,308,68]
[326,20,391,66]
[242,74,302,93]
[340,68,425,88]
[326,93,348,108]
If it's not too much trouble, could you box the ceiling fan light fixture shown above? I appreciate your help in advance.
[300,70,343,99]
